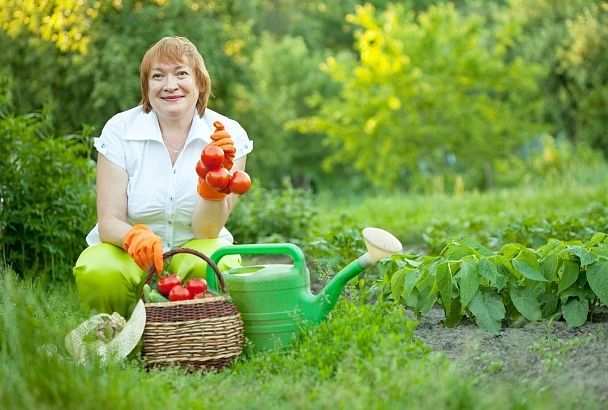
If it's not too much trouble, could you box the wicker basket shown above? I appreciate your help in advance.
[141,248,244,371]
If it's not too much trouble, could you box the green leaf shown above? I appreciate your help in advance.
[434,262,453,317]
[540,253,558,281]
[468,291,505,333]
[478,257,507,290]
[564,245,597,267]
[512,249,546,282]
[459,257,480,307]
[500,243,523,259]
[390,267,408,300]
[540,291,559,318]
[510,286,542,321]
[403,268,422,295]
[586,258,608,305]
[585,232,607,249]
[444,242,477,260]
[417,273,438,314]
[557,260,580,293]
[561,297,589,328]
[444,297,462,328]
[461,237,494,257]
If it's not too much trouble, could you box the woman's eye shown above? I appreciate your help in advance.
[177,71,189,77]
[151,73,163,80]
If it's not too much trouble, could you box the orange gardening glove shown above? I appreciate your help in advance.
[209,121,236,170]
[123,224,164,273]
[197,177,229,201]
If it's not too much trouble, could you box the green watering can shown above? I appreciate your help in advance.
[205,227,403,352]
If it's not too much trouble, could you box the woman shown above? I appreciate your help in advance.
[73,36,253,318]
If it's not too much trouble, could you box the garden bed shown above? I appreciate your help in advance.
[413,305,608,401]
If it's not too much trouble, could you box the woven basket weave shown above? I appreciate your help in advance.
[141,248,244,371]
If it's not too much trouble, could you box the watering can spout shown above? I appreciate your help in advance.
[309,227,403,321]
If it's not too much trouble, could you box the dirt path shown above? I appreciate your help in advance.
[413,306,608,401]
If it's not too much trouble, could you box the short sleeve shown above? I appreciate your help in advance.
[94,115,127,169]
[227,120,253,161]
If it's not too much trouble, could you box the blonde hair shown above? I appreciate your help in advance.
[139,36,211,117]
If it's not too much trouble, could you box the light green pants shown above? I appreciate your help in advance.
[72,238,241,318]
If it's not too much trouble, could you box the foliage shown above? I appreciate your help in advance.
[0,0,256,135]
[500,0,608,156]
[0,79,96,281]
[294,2,546,190]
[0,0,103,53]
[303,216,367,276]
[379,232,608,332]
[227,178,317,246]
[231,34,339,189]
[423,200,608,255]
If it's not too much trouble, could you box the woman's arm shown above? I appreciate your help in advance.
[96,153,132,246]
[191,155,247,239]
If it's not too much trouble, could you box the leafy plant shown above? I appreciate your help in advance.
[379,232,608,332]
[227,178,317,246]
[0,78,96,281]
[423,200,608,254]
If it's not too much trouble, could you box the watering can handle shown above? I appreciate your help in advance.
[205,243,307,291]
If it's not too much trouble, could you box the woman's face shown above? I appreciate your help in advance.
[147,60,199,122]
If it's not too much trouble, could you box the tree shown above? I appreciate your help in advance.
[294,3,547,190]
[0,0,255,134]
[498,0,608,156]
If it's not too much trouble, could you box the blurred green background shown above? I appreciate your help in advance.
[1,0,607,280]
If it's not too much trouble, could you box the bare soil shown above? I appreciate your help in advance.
[412,305,608,401]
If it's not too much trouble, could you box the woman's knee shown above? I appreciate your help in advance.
[168,238,241,281]
[73,243,144,317]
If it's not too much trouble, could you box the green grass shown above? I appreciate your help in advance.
[315,176,608,246]
[0,269,605,410]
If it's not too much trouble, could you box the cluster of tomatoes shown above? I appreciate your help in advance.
[195,145,251,194]
[157,274,209,301]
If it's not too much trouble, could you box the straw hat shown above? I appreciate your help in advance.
[65,300,146,364]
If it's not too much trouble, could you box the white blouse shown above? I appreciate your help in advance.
[86,105,253,251]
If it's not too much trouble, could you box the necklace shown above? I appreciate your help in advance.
[162,137,186,156]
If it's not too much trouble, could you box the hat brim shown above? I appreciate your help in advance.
[65,300,146,363]
[105,299,146,359]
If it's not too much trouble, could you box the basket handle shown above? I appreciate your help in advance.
[144,248,227,293]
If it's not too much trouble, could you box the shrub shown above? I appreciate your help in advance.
[227,177,317,246]
[0,77,96,282]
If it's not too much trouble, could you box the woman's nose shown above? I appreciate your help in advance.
[164,75,178,90]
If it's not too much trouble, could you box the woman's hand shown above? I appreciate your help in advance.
[123,224,164,273]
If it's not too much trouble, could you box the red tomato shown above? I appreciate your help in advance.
[229,170,252,195]
[201,146,224,169]
[169,285,192,301]
[186,278,208,295]
[206,167,231,189]
[195,160,209,178]
[157,274,181,296]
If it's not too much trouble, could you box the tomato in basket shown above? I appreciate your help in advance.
[186,278,208,295]
[169,285,192,301]
[157,274,181,296]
